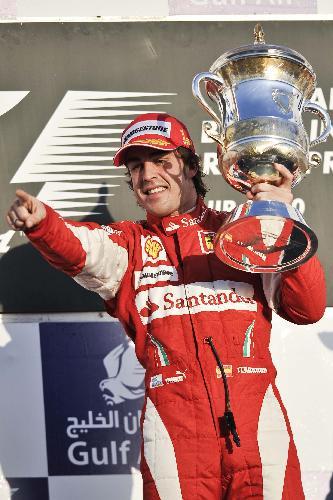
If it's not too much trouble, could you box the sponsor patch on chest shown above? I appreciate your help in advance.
[216,365,233,378]
[141,235,167,264]
[134,265,178,289]
[198,230,216,254]
[135,280,256,325]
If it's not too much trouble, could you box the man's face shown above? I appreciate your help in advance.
[124,147,197,218]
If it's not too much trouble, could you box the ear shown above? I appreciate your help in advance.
[187,163,198,179]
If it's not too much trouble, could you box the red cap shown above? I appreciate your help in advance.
[113,112,195,166]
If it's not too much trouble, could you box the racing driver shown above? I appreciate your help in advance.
[7,112,326,499]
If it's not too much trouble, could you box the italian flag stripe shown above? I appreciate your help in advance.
[243,320,255,358]
[151,336,170,366]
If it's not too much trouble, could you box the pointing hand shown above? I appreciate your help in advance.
[6,189,46,231]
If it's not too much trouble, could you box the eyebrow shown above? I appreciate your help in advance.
[126,151,171,163]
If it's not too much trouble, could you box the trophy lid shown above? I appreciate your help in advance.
[210,24,315,77]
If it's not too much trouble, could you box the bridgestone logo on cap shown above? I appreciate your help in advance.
[122,120,171,145]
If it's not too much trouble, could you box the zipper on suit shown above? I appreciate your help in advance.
[204,336,241,448]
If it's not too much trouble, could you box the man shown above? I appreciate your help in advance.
[7,113,326,499]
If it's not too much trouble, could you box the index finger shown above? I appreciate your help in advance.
[15,189,32,205]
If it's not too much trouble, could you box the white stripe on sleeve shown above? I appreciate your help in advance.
[65,223,128,300]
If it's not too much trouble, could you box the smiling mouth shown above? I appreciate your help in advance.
[145,186,167,195]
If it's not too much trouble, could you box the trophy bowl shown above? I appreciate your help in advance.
[192,25,331,273]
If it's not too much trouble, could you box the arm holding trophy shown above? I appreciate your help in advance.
[193,24,331,274]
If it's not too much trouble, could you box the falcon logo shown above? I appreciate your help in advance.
[99,341,145,406]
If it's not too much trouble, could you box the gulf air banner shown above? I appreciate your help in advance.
[0,21,332,311]
[168,0,317,14]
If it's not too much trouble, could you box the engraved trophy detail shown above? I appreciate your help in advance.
[192,24,331,273]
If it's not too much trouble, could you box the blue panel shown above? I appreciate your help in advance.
[40,322,144,476]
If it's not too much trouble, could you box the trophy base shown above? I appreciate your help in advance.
[214,200,318,273]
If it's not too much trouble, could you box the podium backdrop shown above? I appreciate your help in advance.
[0,20,332,310]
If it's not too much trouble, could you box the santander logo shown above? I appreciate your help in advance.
[135,280,257,325]
[139,298,160,317]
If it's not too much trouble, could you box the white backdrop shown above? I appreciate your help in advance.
[0,0,333,18]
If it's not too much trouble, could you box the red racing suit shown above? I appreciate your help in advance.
[26,197,326,500]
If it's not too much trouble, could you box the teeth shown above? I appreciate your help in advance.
[147,187,166,194]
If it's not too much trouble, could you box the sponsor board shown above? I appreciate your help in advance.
[5,478,49,500]
[40,322,144,475]
[168,0,317,15]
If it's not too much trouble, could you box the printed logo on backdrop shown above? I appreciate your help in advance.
[0,90,176,255]
[40,322,145,475]
[168,0,317,15]
[5,478,49,500]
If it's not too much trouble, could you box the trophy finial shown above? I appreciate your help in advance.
[254,24,265,44]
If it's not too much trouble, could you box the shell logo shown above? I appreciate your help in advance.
[145,237,162,260]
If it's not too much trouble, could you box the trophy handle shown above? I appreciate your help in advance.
[303,100,332,147]
[192,72,226,148]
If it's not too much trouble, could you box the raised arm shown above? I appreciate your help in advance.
[262,256,326,324]
[6,190,128,301]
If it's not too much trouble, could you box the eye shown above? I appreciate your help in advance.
[154,158,168,167]
[127,161,141,173]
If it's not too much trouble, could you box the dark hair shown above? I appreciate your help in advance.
[175,147,208,198]
[125,147,208,198]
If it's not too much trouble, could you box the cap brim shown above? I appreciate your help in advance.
[113,142,176,166]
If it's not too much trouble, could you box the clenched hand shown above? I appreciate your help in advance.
[6,189,46,231]
[246,163,293,204]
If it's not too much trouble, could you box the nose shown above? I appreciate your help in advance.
[142,160,158,181]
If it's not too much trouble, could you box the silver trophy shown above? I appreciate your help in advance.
[192,24,331,273]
